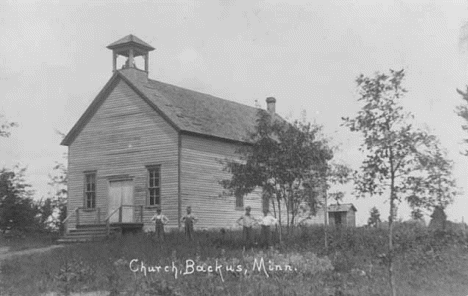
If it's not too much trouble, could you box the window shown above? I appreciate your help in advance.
[84,172,96,208]
[147,166,161,206]
[235,193,244,209]
[262,195,270,212]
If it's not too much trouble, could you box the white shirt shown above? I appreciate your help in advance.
[151,214,169,225]
[259,215,278,226]
[237,214,256,227]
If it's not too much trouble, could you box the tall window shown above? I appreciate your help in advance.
[262,195,270,212]
[147,166,161,206]
[235,193,244,209]
[84,173,96,208]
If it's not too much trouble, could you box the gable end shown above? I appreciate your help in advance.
[61,72,181,146]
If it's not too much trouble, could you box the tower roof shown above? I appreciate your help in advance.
[107,34,155,51]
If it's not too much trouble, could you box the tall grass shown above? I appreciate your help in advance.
[0,231,59,251]
[0,223,467,296]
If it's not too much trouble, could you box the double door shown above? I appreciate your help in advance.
[108,180,134,223]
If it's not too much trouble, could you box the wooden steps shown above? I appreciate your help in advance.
[57,224,116,243]
[57,223,144,243]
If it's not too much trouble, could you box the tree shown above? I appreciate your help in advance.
[0,114,18,138]
[456,87,468,155]
[47,161,68,233]
[410,208,424,221]
[342,69,456,296]
[428,206,447,230]
[405,142,457,215]
[367,206,381,227]
[0,166,38,233]
[221,110,334,239]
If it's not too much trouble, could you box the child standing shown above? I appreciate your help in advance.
[237,206,256,247]
[151,207,169,241]
[181,206,198,241]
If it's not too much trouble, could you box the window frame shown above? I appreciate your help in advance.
[83,171,97,209]
[146,165,161,207]
[235,193,244,210]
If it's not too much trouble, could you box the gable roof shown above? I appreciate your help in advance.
[61,70,271,146]
[328,203,357,212]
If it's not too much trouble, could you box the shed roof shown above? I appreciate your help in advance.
[328,203,357,212]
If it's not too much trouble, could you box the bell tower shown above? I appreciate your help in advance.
[107,34,155,73]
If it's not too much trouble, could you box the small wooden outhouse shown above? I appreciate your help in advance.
[328,203,357,227]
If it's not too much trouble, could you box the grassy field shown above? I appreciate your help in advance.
[0,232,59,252]
[0,223,467,296]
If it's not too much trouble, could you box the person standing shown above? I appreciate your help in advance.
[151,207,169,241]
[181,206,198,241]
[237,206,256,247]
[258,209,277,248]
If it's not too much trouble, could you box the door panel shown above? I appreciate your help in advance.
[108,180,134,223]
[121,180,134,222]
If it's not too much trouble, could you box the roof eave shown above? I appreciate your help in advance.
[61,72,121,146]
[180,130,251,145]
[116,72,182,133]
[60,71,254,147]
[106,43,155,51]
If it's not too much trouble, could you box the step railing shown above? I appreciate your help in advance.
[62,207,79,235]
[63,207,104,235]
[105,207,120,236]
[105,205,144,236]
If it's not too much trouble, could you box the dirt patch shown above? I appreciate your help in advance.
[0,245,64,261]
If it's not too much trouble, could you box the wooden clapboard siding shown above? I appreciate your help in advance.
[68,78,179,230]
[180,134,262,229]
[308,208,326,225]
[346,210,356,227]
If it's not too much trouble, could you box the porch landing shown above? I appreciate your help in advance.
[57,223,144,243]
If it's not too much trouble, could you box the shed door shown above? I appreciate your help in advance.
[335,212,342,225]
[108,180,134,223]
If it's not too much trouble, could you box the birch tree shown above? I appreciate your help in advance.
[342,69,456,296]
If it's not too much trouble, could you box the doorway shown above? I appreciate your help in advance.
[108,180,134,223]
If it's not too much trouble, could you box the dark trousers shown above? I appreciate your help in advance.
[243,226,253,247]
[261,225,271,248]
[155,223,165,241]
[185,224,194,241]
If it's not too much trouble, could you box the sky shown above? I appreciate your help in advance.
[1,0,468,225]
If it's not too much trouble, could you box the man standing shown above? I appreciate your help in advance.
[181,206,198,241]
[150,206,169,241]
[258,209,277,248]
[237,206,256,247]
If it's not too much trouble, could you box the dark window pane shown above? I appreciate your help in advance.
[148,167,161,206]
[84,173,96,208]
[236,195,244,208]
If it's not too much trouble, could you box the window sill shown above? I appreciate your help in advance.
[145,206,161,209]
[81,208,96,212]
[235,207,245,211]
